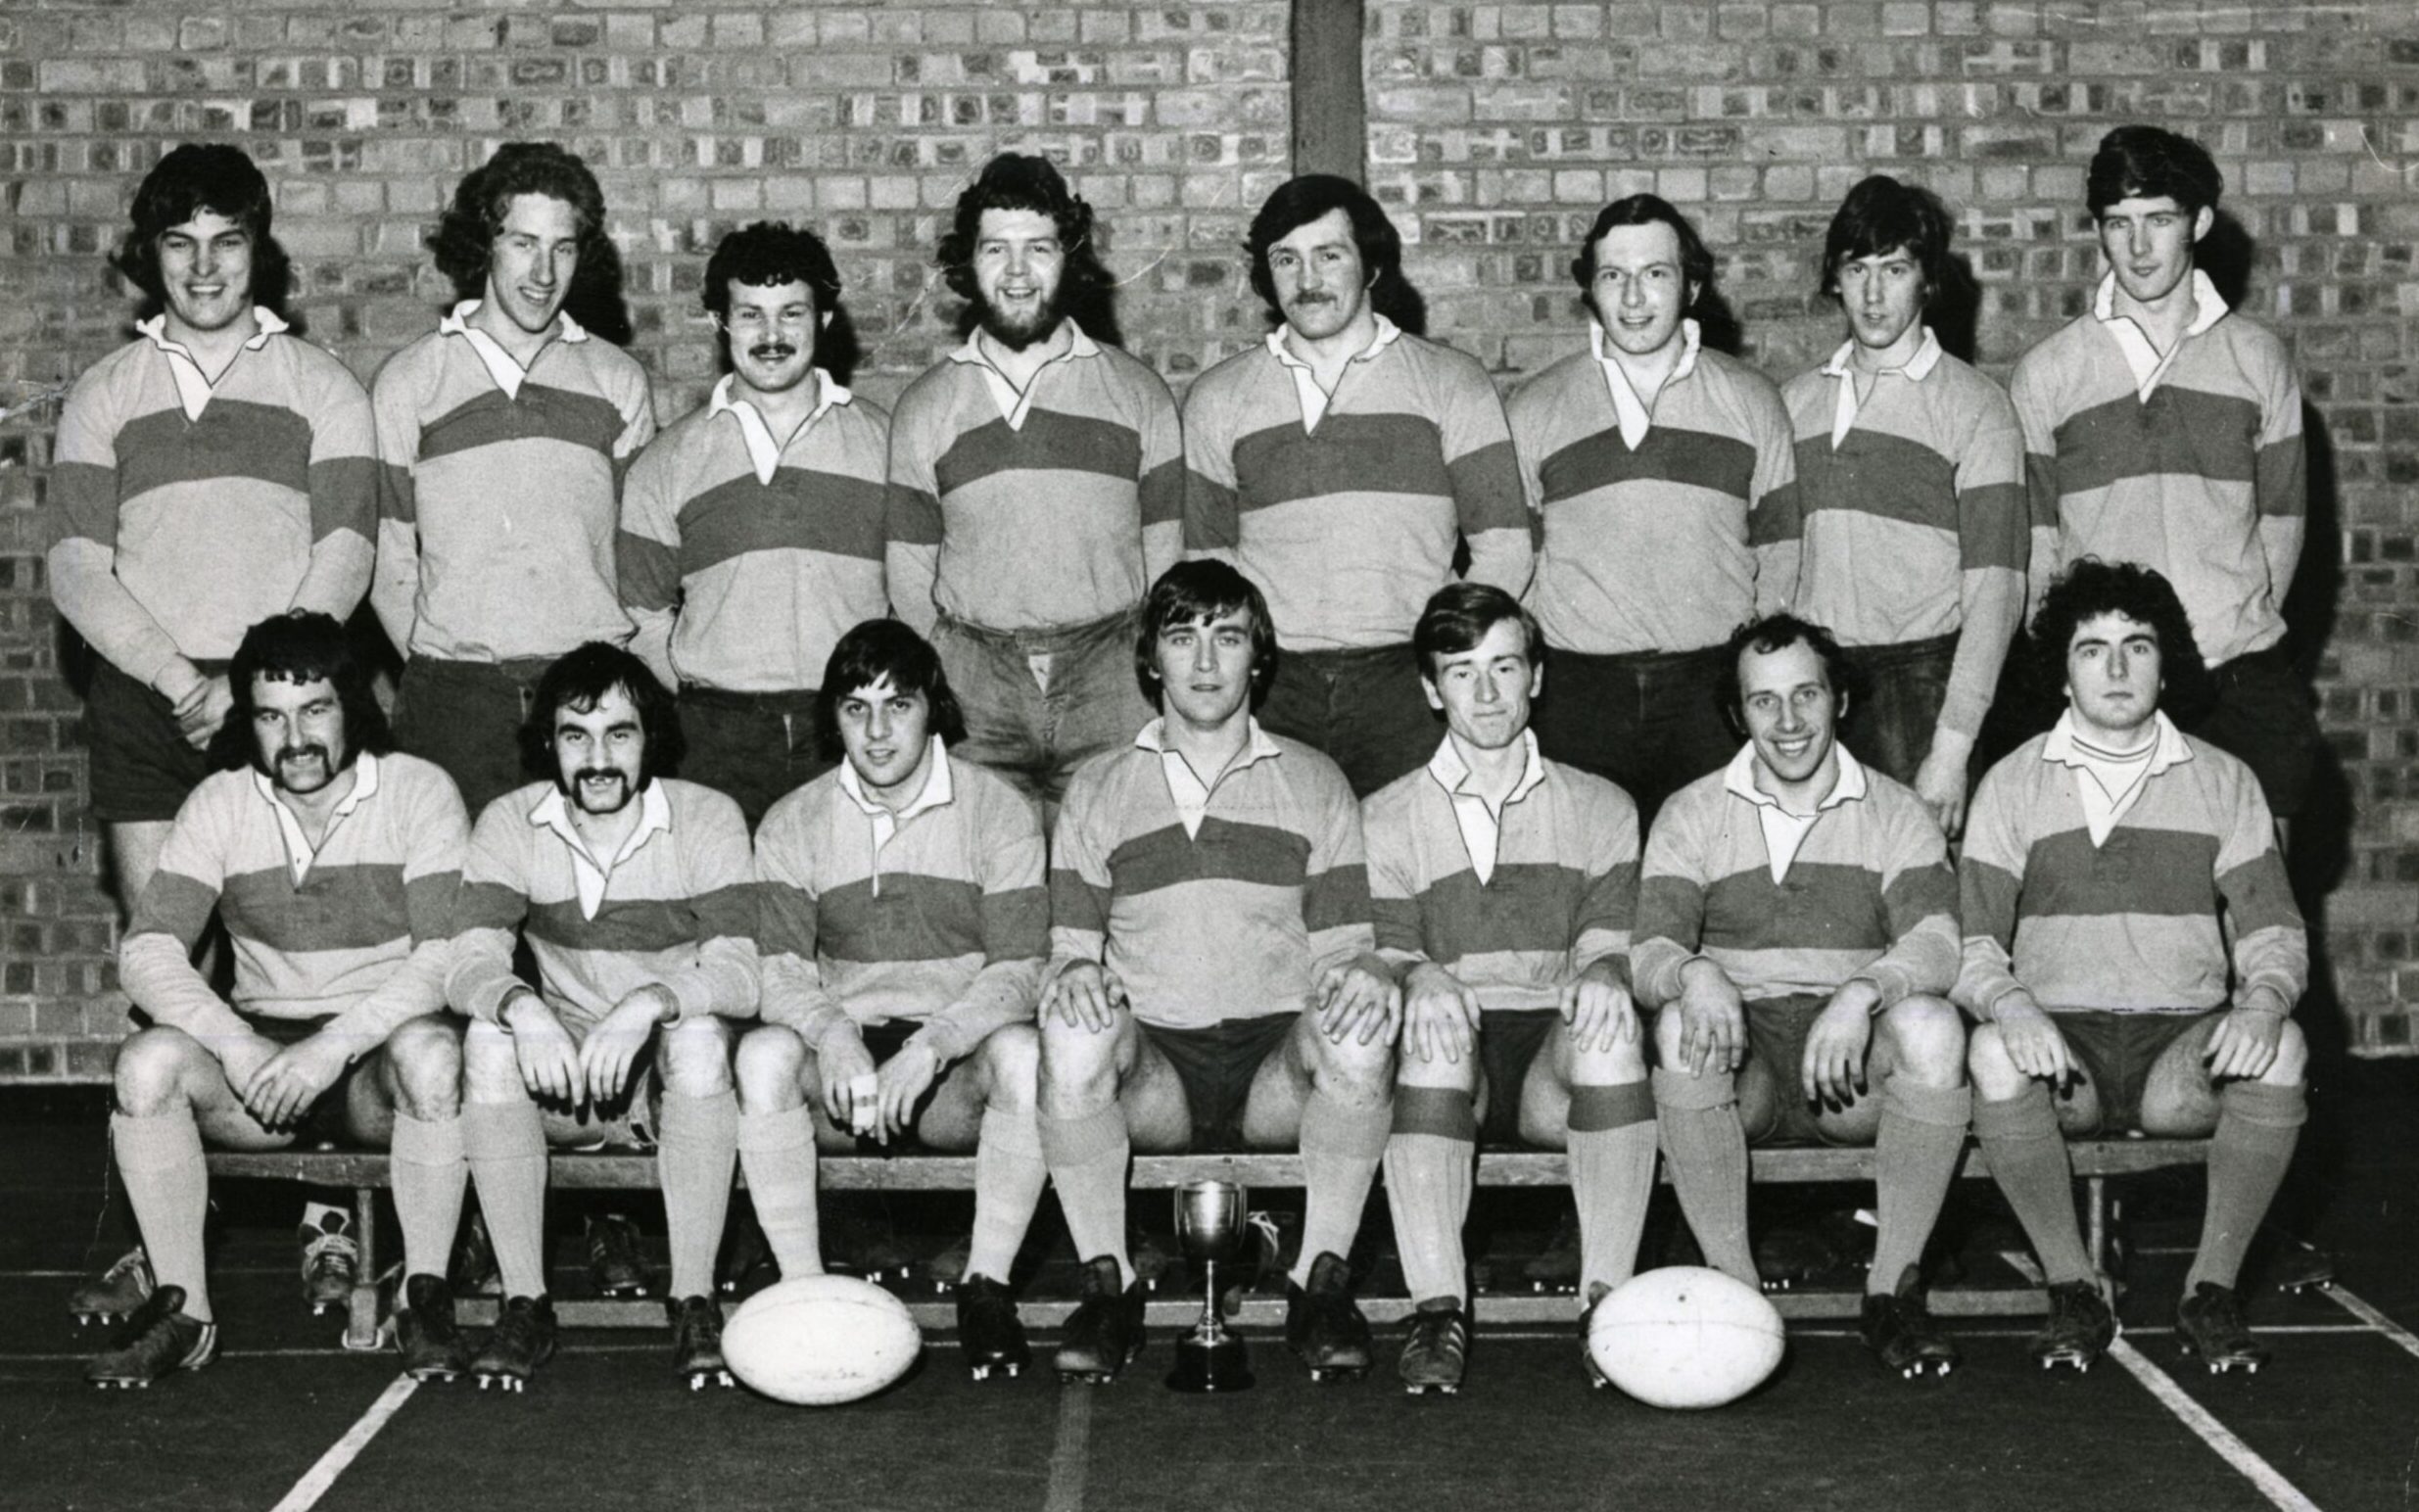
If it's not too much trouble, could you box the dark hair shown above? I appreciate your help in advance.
[934,154,1111,310]
[814,619,969,760]
[1135,561,1279,709]
[427,142,613,303]
[1569,194,1716,298]
[1820,174,1952,303]
[113,144,292,315]
[1244,175,1416,326]
[519,641,685,785]
[703,221,843,323]
[1718,613,1857,733]
[2087,125,2224,218]
[210,611,391,771]
[2028,558,2210,719]
[1413,582,1542,683]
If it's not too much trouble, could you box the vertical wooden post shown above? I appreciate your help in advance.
[1291,0,1367,183]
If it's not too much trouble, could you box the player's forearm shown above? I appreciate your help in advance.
[46,543,187,689]
[290,532,374,623]
[1940,566,2023,740]
[121,932,253,1048]
[914,960,1043,1067]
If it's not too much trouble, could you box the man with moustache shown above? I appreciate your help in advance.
[883,154,1182,815]
[1184,175,1532,799]
[371,143,657,817]
[1507,195,1798,824]
[1779,176,2025,837]
[448,645,757,1391]
[86,612,472,1388]
[2012,126,2317,828]
[620,222,890,826]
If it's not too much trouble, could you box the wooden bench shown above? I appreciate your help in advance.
[207,1138,2207,1346]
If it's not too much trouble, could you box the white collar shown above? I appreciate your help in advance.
[135,307,288,421]
[1265,314,1400,433]
[440,299,589,400]
[2042,708,2192,846]
[1425,731,1547,886]
[1820,327,1942,449]
[709,370,850,486]
[2041,707,2192,776]
[2092,269,2226,402]
[528,776,673,918]
[1589,317,1701,449]
[836,735,955,827]
[252,750,379,884]
[1136,716,1282,839]
[1723,739,1869,815]
[947,318,1096,430]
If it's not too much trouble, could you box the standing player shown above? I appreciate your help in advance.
[49,143,380,1323]
[1780,176,2025,835]
[739,620,1050,1380]
[1960,561,2307,1374]
[1636,615,1972,1380]
[371,143,657,817]
[1363,585,1648,1393]
[1507,195,1798,823]
[2011,126,2317,829]
[883,155,1181,815]
[449,645,757,1392]
[1183,175,1531,798]
[86,612,470,1388]
[1039,562,1399,1383]
[620,222,890,826]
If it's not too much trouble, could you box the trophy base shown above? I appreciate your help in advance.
[1165,1333,1256,1393]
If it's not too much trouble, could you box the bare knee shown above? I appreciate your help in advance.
[1567,1033,1647,1087]
[974,1023,1040,1110]
[114,1026,205,1117]
[463,1019,531,1105]
[658,1016,734,1096]
[1966,1023,2026,1100]
[1878,996,1967,1087]
[1038,1012,1124,1113]
[382,1016,462,1120]
[1309,1022,1394,1104]
[735,1025,808,1111]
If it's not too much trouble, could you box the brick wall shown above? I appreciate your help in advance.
[4,0,2414,1080]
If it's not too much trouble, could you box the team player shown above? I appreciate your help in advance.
[1183,175,1531,798]
[1960,561,2307,1374]
[449,645,757,1391]
[1636,614,1973,1380]
[372,143,657,816]
[883,155,1181,814]
[86,612,470,1387]
[739,620,1050,1380]
[49,143,380,1323]
[620,222,890,826]
[1039,562,1399,1383]
[1363,585,1648,1393]
[2011,126,2318,827]
[1779,176,2026,835]
[1508,195,1798,823]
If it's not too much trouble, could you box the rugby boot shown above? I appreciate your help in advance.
[394,1273,467,1382]
[1859,1265,1959,1380]
[1753,1224,1837,1293]
[1397,1299,1468,1395]
[2031,1277,2118,1373]
[956,1274,1032,1382]
[69,1247,154,1326]
[1285,1252,1373,1382]
[1581,1282,1614,1389]
[1522,1208,1583,1294]
[2176,1282,2268,1375]
[718,1211,774,1296]
[826,1204,916,1284]
[471,1294,558,1393]
[85,1285,216,1390]
[2273,1240,2336,1297]
[584,1211,651,1298]
[1052,1256,1147,1383]
[925,1234,972,1293]
[301,1206,359,1316]
[668,1295,733,1390]
[450,1208,500,1298]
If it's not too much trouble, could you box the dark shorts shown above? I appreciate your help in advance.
[1258,642,1439,800]
[2181,644,2318,820]
[247,1014,370,1144]
[86,657,227,825]
[933,607,1154,814]
[1140,1014,1299,1154]
[392,656,552,819]
[1533,641,1733,827]
[1736,993,1840,1146]
[2053,1009,2217,1135]
[677,685,833,830]
[1837,633,1958,790]
[1477,1008,1561,1147]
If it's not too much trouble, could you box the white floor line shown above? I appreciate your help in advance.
[1042,1381,1093,1512]
[265,1372,419,1512]
[2318,1284,2419,1363]
[2108,1339,2321,1512]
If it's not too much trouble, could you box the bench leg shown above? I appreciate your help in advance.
[342,1187,385,1352]
[2084,1175,2108,1276]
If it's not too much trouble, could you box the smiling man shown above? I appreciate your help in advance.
[1635,613,1972,1381]
[620,222,890,826]
[1183,175,1531,798]
[2011,126,2316,827]
[371,143,657,817]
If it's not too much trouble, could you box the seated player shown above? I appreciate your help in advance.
[1039,561,1399,1383]
[738,620,1049,1381]
[88,611,471,1388]
[1636,614,1973,1381]
[450,644,757,1391]
[1960,560,2308,1374]
[1364,584,1649,1393]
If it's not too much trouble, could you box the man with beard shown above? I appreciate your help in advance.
[371,143,657,817]
[1184,175,1532,798]
[86,612,471,1388]
[620,222,890,826]
[883,154,1182,816]
[448,645,757,1392]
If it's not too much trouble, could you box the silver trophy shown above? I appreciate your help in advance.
[1166,1178,1256,1392]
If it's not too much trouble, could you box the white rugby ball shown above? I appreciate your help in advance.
[724,1274,923,1405]
[1587,1265,1785,1409]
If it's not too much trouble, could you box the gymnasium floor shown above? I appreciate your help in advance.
[5,1066,2415,1512]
